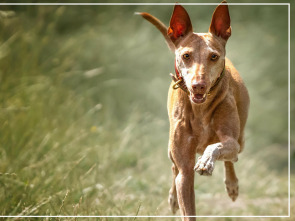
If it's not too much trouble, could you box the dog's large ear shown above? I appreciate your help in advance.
[168,4,193,44]
[209,0,231,40]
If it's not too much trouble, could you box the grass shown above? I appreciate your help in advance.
[0,1,294,220]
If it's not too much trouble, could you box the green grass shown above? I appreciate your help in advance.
[0,1,294,220]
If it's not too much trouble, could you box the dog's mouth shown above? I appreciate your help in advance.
[190,93,207,104]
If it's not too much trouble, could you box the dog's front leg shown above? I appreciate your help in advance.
[175,168,196,220]
[194,138,239,175]
[194,137,240,200]
[169,121,196,221]
[194,98,240,176]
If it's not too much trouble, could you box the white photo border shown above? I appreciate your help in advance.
[0,2,290,218]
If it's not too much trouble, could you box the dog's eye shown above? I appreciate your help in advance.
[183,54,190,60]
[211,54,219,61]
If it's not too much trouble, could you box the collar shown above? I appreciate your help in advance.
[170,60,225,96]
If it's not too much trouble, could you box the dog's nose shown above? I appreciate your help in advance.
[192,81,207,93]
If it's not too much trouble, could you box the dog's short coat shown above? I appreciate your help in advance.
[138,1,249,220]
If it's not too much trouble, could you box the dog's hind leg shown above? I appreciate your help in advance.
[168,162,179,214]
[224,161,239,201]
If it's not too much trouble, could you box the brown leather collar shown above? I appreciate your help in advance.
[170,60,225,96]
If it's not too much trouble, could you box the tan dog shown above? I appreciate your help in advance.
[137,1,249,220]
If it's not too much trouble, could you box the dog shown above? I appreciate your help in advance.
[137,1,249,220]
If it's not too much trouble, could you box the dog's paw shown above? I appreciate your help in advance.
[168,189,179,214]
[194,155,215,176]
[225,179,239,201]
[194,144,220,176]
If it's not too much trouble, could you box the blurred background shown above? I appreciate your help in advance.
[0,0,294,219]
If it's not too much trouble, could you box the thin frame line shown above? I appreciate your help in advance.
[0,3,290,5]
[288,2,291,218]
[0,2,290,218]
[0,216,291,218]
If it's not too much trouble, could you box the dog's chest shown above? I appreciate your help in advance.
[190,115,216,154]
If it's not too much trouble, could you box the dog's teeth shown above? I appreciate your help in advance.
[203,94,206,98]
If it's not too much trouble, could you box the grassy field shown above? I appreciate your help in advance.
[0,0,294,220]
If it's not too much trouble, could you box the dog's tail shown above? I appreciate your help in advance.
[135,12,175,52]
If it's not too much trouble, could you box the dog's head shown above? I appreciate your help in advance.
[168,1,231,104]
